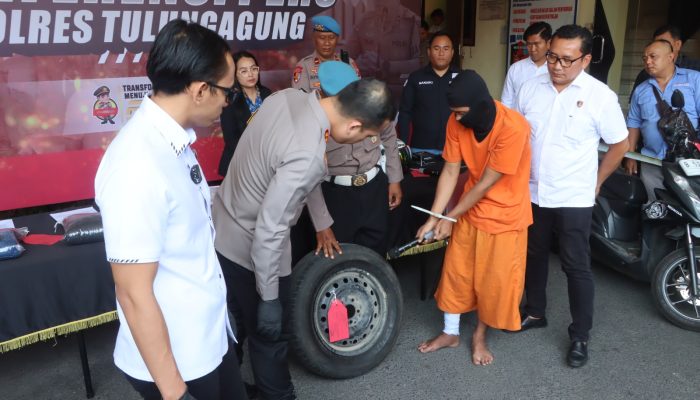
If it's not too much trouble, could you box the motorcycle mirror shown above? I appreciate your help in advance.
[671,89,685,109]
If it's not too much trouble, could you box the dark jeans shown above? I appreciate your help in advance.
[124,338,247,400]
[524,204,594,342]
[321,170,390,256]
[217,253,295,400]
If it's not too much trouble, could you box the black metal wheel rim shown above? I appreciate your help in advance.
[312,265,389,356]
[662,259,700,321]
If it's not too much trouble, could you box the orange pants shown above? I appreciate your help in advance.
[435,220,527,331]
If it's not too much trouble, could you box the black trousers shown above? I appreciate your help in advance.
[124,338,247,400]
[321,170,390,256]
[217,253,295,400]
[524,204,594,342]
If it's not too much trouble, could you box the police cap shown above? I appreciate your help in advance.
[312,15,341,36]
[318,61,359,96]
[93,86,110,97]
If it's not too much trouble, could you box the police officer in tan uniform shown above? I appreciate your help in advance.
[291,15,361,92]
[307,61,403,258]
[214,79,396,399]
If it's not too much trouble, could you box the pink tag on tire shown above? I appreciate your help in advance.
[328,298,350,343]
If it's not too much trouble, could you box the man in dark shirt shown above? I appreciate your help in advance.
[629,24,700,102]
[398,32,461,153]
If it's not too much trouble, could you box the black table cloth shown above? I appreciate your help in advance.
[0,213,116,352]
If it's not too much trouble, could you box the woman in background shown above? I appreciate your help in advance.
[218,50,272,176]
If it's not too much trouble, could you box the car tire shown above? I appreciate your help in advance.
[289,244,404,378]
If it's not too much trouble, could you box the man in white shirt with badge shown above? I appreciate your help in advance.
[501,22,551,109]
[95,20,247,400]
[512,25,628,368]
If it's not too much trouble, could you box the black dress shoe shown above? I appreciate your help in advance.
[567,341,589,368]
[520,315,547,331]
[503,315,547,333]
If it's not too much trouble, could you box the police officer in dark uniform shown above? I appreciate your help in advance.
[398,32,460,153]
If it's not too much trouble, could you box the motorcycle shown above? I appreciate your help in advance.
[591,90,700,331]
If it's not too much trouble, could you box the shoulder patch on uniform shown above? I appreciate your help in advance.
[293,66,303,83]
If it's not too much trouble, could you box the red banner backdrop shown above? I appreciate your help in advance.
[0,0,421,212]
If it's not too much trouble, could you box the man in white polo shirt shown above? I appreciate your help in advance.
[512,25,628,368]
[501,22,551,109]
[95,20,246,400]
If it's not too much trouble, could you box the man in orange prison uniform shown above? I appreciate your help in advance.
[416,70,532,365]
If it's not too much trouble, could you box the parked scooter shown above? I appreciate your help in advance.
[592,90,700,331]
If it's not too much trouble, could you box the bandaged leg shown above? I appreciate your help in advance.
[443,312,460,336]
[418,312,461,353]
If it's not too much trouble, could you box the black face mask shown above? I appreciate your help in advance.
[447,70,496,142]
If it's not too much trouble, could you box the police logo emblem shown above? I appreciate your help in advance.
[352,174,368,186]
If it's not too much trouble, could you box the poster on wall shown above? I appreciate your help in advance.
[0,0,422,212]
[507,0,578,66]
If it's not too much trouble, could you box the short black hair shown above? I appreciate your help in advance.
[552,24,593,55]
[524,22,552,42]
[430,9,444,18]
[429,31,453,47]
[233,50,263,89]
[336,79,395,131]
[421,20,429,31]
[653,24,682,41]
[146,19,231,95]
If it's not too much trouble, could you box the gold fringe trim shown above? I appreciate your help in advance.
[388,239,449,259]
[0,311,118,353]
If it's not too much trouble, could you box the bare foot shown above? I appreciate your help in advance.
[417,333,460,353]
[471,334,493,366]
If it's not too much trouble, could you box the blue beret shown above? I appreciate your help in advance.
[318,61,359,96]
[312,15,341,36]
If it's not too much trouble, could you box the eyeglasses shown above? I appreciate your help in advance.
[545,51,585,68]
[207,82,236,103]
[526,40,545,48]
[238,66,260,75]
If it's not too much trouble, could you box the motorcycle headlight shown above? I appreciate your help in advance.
[645,201,667,219]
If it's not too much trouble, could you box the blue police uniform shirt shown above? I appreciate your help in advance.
[627,67,700,159]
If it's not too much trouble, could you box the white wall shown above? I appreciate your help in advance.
[460,0,629,98]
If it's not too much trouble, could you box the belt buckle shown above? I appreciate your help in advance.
[351,173,368,186]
